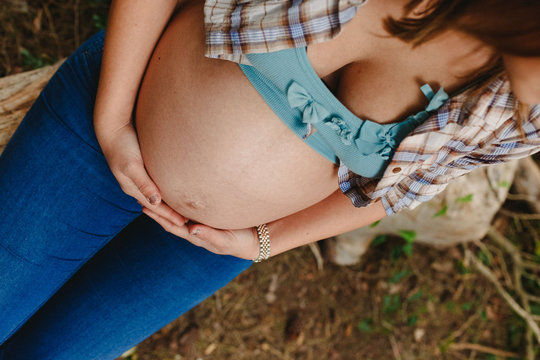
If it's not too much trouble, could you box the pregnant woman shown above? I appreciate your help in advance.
[1,0,539,358]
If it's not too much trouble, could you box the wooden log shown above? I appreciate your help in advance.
[0,61,62,154]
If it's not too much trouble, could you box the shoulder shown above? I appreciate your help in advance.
[204,0,368,64]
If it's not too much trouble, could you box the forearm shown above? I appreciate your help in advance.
[94,0,181,132]
[266,189,388,257]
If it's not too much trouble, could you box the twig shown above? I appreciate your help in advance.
[467,349,477,360]
[308,242,324,272]
[450,351,468,360]
[485,242,513,289]
[389,335,402,360]
[511,239,537,360]
[527,326,535,360]
[381,320,395,332]
[452,281,465,301]
[487,227,521,259]
[449,343,519,358]
[487,227,537,324]
[498,208,540,220]
[523,219,540,251]
[521,251,539,262]
[473,241,496,271]
[522,271,540,284]
[465,249,540,342]
[505,193,540,202]
[523,260,540,272]
[42,4,60,59]
[446,310,482,342]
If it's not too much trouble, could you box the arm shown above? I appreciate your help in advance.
[94,0,181,132]
[142,188,388,260]
[93,0,189,225]
[265,189,387,257]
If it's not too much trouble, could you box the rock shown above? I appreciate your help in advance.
[325,160,518,265]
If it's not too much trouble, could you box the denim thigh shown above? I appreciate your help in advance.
[0,215,251,360]
[0,31,142,344]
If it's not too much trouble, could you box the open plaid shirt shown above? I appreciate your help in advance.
[204,0,540,215]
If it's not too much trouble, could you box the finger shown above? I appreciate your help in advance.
[188,224,229,250]
[123,161,161,207]
[188,223,218,238]
[143,208,214,251]
[152,202,188,226]
[119,179,155,210]
[142,207,189,238]
[185,223,224,254]
[187,225,257,259]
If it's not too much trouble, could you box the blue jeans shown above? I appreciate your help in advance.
[0,31,252,360]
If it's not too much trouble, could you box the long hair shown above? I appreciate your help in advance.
[384,0,540,137]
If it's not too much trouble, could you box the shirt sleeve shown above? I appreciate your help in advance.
[204,0,367,64]
[343,104,540,216]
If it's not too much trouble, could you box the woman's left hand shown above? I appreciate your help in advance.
[141,206,260,260]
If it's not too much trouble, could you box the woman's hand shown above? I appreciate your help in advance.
[141,206,260,260]
[95,122,186,224]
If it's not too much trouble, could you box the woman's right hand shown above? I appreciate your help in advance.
[95,121,188,226]
[90,0,187,224]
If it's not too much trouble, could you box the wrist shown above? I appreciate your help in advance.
[250,226,260,260]
[93,114,133,134]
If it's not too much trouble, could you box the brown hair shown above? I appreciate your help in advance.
[384,0,540,56]
[384,0,540,137]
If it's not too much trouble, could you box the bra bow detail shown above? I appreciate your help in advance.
[287,81,331,139]
[287,81,450,161]
[406,84,449,125]
[354,84,450,159]
[354,125,400,159]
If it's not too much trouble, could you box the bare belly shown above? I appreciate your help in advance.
[135,2,338,229]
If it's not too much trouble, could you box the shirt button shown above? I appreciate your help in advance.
[392,167,402,174]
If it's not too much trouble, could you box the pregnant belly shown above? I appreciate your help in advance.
[134,1,338,229]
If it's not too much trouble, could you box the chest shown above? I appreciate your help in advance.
[305,0,494,124]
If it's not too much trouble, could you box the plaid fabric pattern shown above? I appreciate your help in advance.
[339,76,540,215]
[204,0,367,64]
[203,0,540,215]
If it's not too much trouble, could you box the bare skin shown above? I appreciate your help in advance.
[134,0,494,230]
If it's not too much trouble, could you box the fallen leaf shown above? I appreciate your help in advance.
[345,323,353,337]
[431,260,454,272]
[204,343,217,355]
[32,9,43,33]
[414,328,425,342]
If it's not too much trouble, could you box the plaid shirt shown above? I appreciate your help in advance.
[205,0,368,64]
[204,0,540,215]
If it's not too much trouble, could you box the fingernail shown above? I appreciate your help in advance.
[191,228,200,236]
[148,194,159,205]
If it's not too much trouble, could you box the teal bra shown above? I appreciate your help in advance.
[239,47,467,178]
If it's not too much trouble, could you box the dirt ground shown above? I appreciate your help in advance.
[2,1,539,359]
[129,229,530,360]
